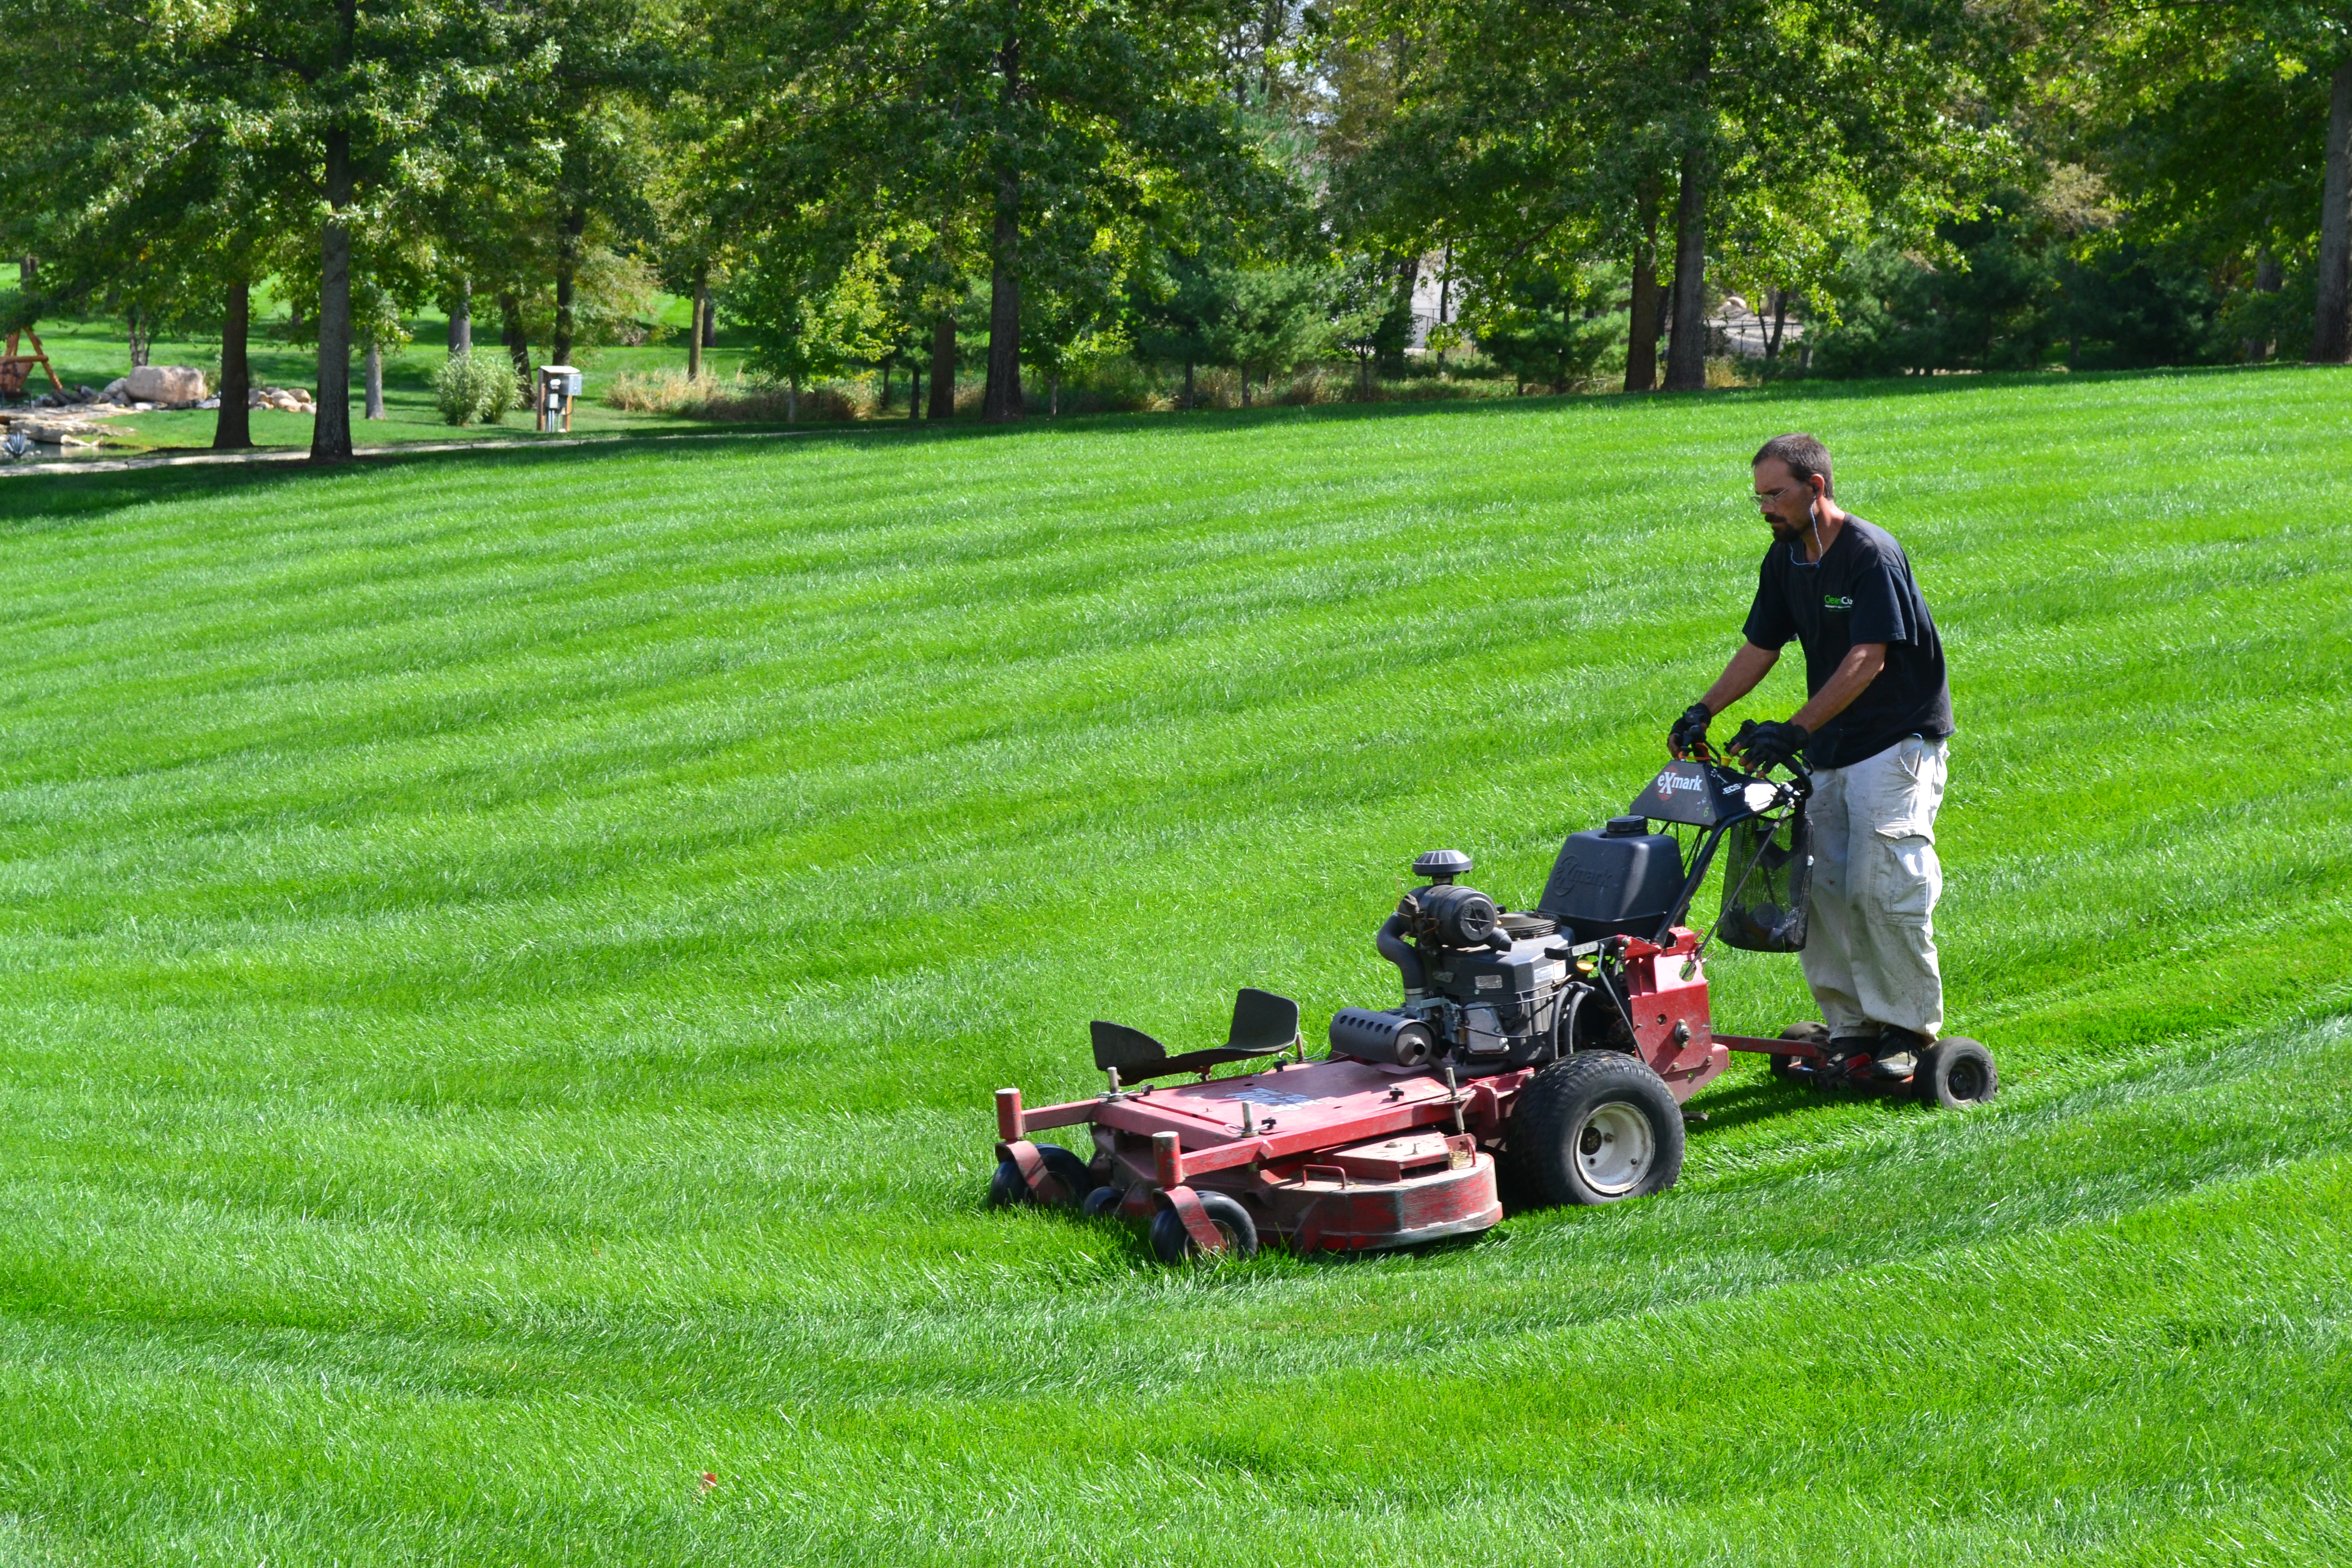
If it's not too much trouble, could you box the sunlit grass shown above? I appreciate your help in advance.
[1,364,2347,1563]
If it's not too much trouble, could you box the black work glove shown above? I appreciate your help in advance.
[1668,701,1713,758]
[1733,718,1810,773]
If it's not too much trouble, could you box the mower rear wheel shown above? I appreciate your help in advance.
[1081,1184,1125,1220]
[1916,1037,1998,1110]
[1148,1192,1258,1264]
[986,1142,1093,1209]
[1509,1052,1685,1207]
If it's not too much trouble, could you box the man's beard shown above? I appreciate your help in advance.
[1768,513,1810,544]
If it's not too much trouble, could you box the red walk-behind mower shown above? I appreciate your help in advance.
[987,754,1999,1262]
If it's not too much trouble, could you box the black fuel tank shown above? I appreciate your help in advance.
[1534,817,1685,940]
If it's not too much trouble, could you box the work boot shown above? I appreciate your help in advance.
[1822,1035,1880,1086]
[1873,1028,1931,1079]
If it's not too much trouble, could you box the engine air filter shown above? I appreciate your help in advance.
[1412,849,1473,883]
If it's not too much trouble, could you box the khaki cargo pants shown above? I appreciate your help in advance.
[1802,733,1947,1039]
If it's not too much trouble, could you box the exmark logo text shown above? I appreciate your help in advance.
[1652,771,1705,794]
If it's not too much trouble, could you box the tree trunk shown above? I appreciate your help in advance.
[1625,249,1661,392]
[984,168,1024,422]
[552,205,585,367]
[1259,0,1281,100]
[449,278,471,356]
[213,279,252,450]
[909,362,922,419]
[787,375,798,423]
[499,292,530,386]
[688,269,708,381]
[1766,289,1788,361]
[1663,146,1710,391]
[2246,254,2283,360]
[1048,371,1059,416]
[312,127,356,462]
[128,307,151,369]
[1435,241,1452,365]
[2310,60,2352,363]
[928,313,957,418]
[1379,255,1417,377]
[363,337,384,419]
[311,0,358,461]
[702,299,716,347]
[1184,358,1195,409]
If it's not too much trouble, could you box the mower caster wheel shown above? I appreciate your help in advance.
[1770,1022,1826,1082]
[1081,1185,1126,1221]
[1148,1193,1258,1264]
[986,1142,1093,1209]
[1915,1037,1998,1110]
[1509,1052,1685,1207]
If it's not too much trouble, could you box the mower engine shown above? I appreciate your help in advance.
[1330,817,1686,1072]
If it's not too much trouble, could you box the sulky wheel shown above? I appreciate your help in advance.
[1148,1192,1259,1264]
[1508,1051,1686,1207]
[986,1142,1094,1209]
[1771,1021,1828,1081]
[1081,1184,1126,1220]
[1915,1037,1998,1110]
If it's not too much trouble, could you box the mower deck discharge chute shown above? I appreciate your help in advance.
[989,756,1998,1262]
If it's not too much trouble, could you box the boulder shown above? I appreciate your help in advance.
[100,377,129,401]
[126,365,208,404]
[17,420,100,446]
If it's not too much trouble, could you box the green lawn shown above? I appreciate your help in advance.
[1,368,2348,1565]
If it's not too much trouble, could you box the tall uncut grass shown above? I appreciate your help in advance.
[605,358,1554,424]
[1,366,2347,1565]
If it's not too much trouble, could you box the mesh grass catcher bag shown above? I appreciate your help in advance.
[1715,805,1812,952]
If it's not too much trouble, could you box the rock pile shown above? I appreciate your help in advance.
[0,410,102,446]
[250,385,316,412]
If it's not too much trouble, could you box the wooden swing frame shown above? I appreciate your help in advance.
[0,329,65,400]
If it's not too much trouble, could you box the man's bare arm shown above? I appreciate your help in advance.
[1790,643,1887,732]
[1696,641,1781,716]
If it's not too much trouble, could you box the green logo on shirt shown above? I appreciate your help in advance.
[1824,594,1853,610]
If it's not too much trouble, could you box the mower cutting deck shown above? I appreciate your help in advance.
[989,754,1998,1262]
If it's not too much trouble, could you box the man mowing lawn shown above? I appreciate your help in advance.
[1671,432,1955,1082]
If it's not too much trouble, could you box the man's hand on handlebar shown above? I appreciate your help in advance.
[1668,701,1713,758]
[1729,718,1809,773]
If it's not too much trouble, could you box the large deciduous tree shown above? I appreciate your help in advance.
[1339,0,2014,390]
[5,0,523,461]
[2060,4,2351,361]
[703,0,1282,422]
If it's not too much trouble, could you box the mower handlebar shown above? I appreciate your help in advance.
[1674,722,1811,783]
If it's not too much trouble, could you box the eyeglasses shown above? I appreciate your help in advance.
[1754,482,1809,508]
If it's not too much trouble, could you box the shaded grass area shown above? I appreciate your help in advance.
[12,304,755,452]
[0,366,2347,1562]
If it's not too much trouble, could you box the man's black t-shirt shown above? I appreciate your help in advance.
[1741,515,1953,769]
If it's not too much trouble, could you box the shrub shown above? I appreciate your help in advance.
[433,351,517,426]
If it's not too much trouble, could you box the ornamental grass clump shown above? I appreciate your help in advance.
[433,351,519,426]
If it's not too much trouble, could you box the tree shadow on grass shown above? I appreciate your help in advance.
[3,358,2323,524]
